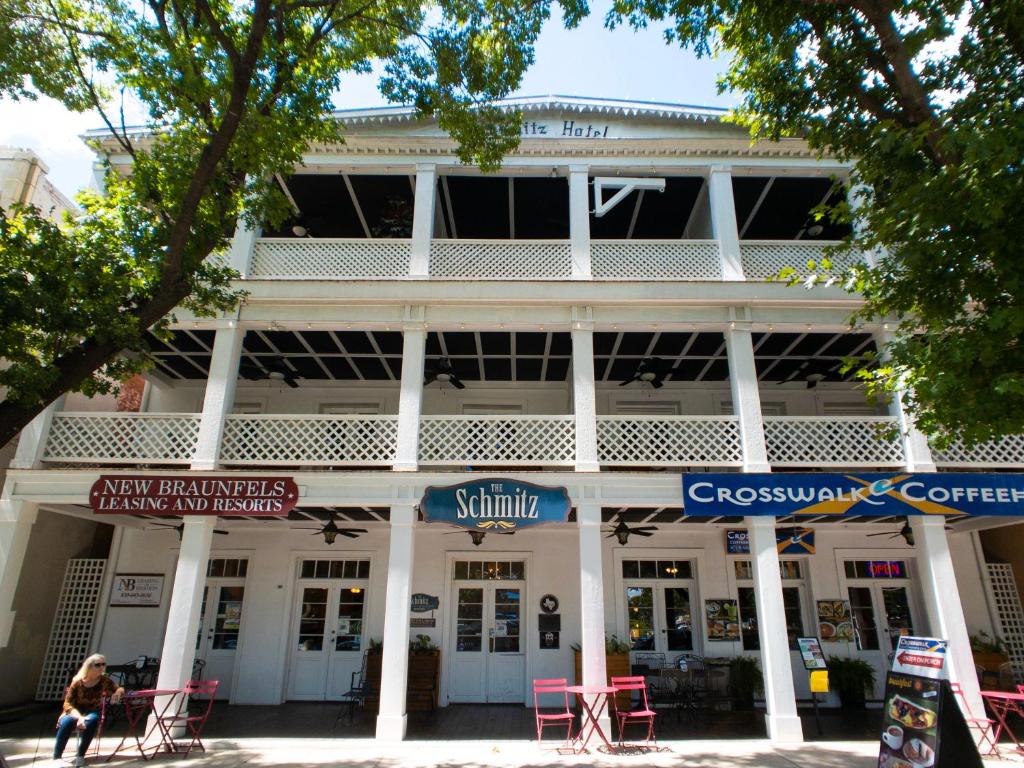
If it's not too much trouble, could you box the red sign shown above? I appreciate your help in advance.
[896,652,943,670]
[90,475,299,516]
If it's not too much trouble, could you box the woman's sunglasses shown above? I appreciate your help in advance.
[92,662,106,667]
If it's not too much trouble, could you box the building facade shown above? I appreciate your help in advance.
[1,97,1022,741]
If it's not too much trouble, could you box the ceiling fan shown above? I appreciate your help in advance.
[424,357,465,389]
[782,358,839,389]
[604,519,657,545]
[866,517,950,546]
[239,356,299,388]
[295,513,367,545]
[443,527,515,546]
[148,522,229,539]
[619,357,673,389]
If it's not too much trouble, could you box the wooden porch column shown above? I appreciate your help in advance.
[376,502,416,740]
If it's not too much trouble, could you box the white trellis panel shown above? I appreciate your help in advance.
[250,238,412,279]
[740,241,862,280]
[763,416,905,467]
[429,240,572,279]
[591,240,722,280]
[36,558,107,701]
[220,415,398,465]
[42,413,201,464]
[985,562,1024,683]
[418,416,575,465]
[932,436,1024,468]
[596,416,742,466]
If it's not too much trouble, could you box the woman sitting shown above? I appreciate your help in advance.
[54,654,124,766]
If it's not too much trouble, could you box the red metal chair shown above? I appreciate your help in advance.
[532,678,575,745]
[156,680,219,758]
[951,682,999,756]
[1017,684,1024,695]
[610,675,656,748]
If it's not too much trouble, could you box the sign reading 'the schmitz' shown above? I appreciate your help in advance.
[420,478,570,531]
[90,475,299,516]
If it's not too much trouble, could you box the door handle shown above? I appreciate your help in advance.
[489,637,494,653]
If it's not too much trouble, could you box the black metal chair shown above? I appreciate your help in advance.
[338,652,374,723]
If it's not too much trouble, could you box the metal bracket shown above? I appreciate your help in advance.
[592,176,666,217]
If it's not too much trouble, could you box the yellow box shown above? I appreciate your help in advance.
[809,670,829,693]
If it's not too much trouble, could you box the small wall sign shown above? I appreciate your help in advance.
[540,631,560,649]
[410,617,436,628]
[816,600,855,643]
[540,594,559,614]
[411,593,440,612]
[110,574,164,606]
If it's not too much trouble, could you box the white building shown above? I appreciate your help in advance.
[2,97,1023,742]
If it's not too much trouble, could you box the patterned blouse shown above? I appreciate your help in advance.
[62,675,119,716]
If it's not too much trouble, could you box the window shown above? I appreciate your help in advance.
[319,403,381,414]
[844,560,909,579]
[621,560,693,580]
[627,586,655,650]
[847,586,880,650]
[336,587,366,651]
[719,401,788,416]
[299,559,370,579]
[734,559,805,650]
[453,561,525,580]
[207,558,248,578]
[614,401,681,416]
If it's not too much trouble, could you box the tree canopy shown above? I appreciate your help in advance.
[609,0,1024,445]
[0,0,586,447]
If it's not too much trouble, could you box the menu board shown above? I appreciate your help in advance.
[879,672,942,768]
[705,599,739,641]
[797,637,827,670]
[816,599,855,643]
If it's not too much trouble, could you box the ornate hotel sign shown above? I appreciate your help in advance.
[684,473,1024,517]
[90,475,299,516]
[420,479,570,531]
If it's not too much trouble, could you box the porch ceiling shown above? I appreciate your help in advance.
[144,329,876,388]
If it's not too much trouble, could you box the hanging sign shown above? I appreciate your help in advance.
[420,479,570,531]
[411,593,440,613]
[725,528,815,554]
[90,475,299,516]
[891,636,948,680]
[684,472,1024,517]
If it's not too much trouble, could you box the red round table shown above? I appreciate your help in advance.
[565,684,618,752]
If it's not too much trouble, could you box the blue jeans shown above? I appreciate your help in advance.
[54,712,100,759]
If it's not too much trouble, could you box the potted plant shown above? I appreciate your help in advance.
[971,631,1009,676]
[827,656,876,709]
[572,635,632,708]
[727,656,764,711]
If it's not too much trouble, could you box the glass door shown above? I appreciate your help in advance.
[195,562,247,700]
[449,582,525,702]
[624,583,697,659]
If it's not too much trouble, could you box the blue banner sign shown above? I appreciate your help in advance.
[726,527,815,554]
[683,473,1024,517]
[410,593,440,612]
[421,478,571,530]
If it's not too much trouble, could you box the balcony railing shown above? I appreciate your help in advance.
[220,415,398,465]
[429,240,572,280]
[590,240,721,280]
[932,436,1024,469]
[418,415,575,465]
[740,241,860,280]
[42,412,201,464]
[250,238,412,279]
[763,416,905,467]
[597,416,742,466]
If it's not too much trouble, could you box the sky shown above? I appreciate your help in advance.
[0,2,735,198]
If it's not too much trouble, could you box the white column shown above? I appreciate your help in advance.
[876,332,936,472]
[376,503,416,740]
[709,165,744,281]
[191,325,244,470]
[226,215,259,277]
[911,516,985,718]
[577,502,610,734]
[571,320,599,472]
[725,325,770,471]
[155,517,214,696]
[0,483,38,647]
[410,164,436,278]
[10,395,65,469]
[747,516,804,742]
[393,324,426,471]
[569,166,591,279]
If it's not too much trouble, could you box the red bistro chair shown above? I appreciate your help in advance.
[950,682,999,756]
[532,678,575,745]
[1017,685,1024,695]
[610,675,657,748]
[67,694,108,758]
[157,680,219,758]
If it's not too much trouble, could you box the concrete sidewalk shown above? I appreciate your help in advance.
[0,737,1015,768]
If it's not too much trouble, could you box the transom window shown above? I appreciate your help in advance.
[299,559,370,579]
[733,560,803,580]
[621,560,693,580]
[207,558,248,578]
[454,561,526,580]
[844,560,909,579]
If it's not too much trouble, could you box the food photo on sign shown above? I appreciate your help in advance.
[705,599,740,641]
[817,600,855,643]
[878,673,941,768]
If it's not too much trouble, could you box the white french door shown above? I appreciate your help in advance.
[448,581,525,703]
[287,579,369,700]
[195,580,245,700]
[624,582,699,658]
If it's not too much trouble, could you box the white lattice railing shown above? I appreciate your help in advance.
[418,416,575,465]
[429,240,572,279]
[597,416,742,466]
[591,240,722,280]
[763,416,905,467]
[250,238,412,279]
[986,563,1024,684]
[740,241,863,280]
[220,415,398,465]
[932,436,1024,468]
[42,413,201,464]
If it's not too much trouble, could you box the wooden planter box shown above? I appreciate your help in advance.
[364,649,440,713]
[573,649,631,709]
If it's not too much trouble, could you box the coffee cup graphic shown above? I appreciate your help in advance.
[882,724,904,750]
